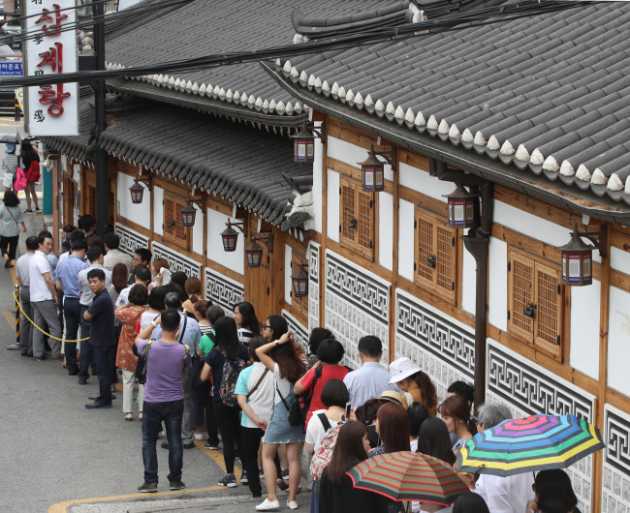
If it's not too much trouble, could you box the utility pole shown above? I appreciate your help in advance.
[93,0,109,235]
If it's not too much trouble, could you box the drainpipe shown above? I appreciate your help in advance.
[463,183,493,409]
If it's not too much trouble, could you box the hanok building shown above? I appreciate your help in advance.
[45,1,630,512]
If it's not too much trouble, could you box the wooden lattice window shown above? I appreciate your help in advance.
[163,193,189,250]
[414,207,457,304]
[339,176,375,261]
[507,248,563,359]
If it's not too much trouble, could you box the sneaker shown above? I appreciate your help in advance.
[218,473,238,488]
[255,498,280,511]
[240,471,248,485]
[169,480,186,491]
[193,432,204,441]
[204,441,220,450]
[6,343,20,350]
[287,500,299,511]
[183,441,195,449]
[124,413,133,421]
[24,209,33,214]
[137,482,158,493]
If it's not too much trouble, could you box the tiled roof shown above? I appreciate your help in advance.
[96,103,309,226]
[43,99,95,163]
[105,0,412,120]
[271,2,630,206]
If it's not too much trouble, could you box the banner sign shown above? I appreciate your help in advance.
[25,0,78,136]
[0,61,23,76]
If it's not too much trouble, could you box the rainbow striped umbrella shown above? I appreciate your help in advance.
[459,414,604,476]
[347,451,469,505]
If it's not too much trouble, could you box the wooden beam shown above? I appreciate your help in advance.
[388,145,400,363]
[319,115,329,329]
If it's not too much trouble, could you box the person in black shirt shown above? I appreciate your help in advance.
[83,268,115,409]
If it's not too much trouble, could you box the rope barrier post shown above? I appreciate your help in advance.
[14,285,20,343]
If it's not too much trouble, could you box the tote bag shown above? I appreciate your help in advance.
[13,167,27,191]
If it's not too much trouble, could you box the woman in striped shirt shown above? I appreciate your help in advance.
[234,301,260,347]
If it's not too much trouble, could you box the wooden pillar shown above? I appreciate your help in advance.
[319,117,328,328]
[593,223,610,513]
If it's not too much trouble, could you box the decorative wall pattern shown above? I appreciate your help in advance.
[115,223,149,257]
[603,404,630,513]
[395,289,474,400]
[308,242,320,333]
[324,250,389,368]
[204,267,244,313]
[282,309,309,354]
[486,340,595,513]
[152,241,201,279]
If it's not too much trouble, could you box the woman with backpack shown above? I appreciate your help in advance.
[255,317,307,512]
[19,140,40,213]
[319,421,389,513]
[235,336,276,499]
[0,190,26,268]
[200,316,249,488]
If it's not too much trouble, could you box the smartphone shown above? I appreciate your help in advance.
[345,402,352,419]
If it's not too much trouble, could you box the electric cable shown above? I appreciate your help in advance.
[0,0,579,88]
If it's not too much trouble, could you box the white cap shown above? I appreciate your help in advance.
[389,357,421,384]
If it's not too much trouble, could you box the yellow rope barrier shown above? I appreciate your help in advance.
[13,290,90,343]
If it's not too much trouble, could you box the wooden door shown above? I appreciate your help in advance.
[63,177,75,227]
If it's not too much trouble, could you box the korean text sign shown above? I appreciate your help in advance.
[25,0,78,136]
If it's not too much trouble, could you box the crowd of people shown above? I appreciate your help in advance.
[4,213,582,513]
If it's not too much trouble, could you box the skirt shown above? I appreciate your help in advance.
[262,393,305,444]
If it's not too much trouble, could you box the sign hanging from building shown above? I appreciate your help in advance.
[0,61,23,76]
[25,0,79,136]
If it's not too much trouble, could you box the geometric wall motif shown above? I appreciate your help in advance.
[395,289,474,401]
[603,404,630,513]
[114,223,149,257]
[486,340,596,513]
[282,309,309,355]
[324,250,389,368]
[204,267,244,313]
[152,241,201,279]
[308,241,320,333]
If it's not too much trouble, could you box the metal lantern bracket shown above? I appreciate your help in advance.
[134,167,153,190]
[571,229,607,258]
[226,220,246,233]
[305,122,326,143]
[251,232,273,249]
[370,144,395,166]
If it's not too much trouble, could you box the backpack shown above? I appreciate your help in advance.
[219,354,248,407]
[310,420,345,480]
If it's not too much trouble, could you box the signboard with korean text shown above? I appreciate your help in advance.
[25,0,78,136]
[0,61,23,76]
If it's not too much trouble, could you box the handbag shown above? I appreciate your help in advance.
[276,382,304,428]
[134,341,153,385]
[13,167,26,191]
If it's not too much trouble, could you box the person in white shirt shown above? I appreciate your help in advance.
[343,336,396,411]
[474,403,534,513]
[7,236,38,353]
[103,232,132,271]
[29,233,61,360]
[115,265,151,307]
[77,245,112,384]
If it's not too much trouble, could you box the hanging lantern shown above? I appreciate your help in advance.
[292,265,309,298]
[560,232,593,286]
[129,180,145,204]
[360,151,385,192]
[246,240,264,268]
[221,224,240,252]
[446,185,477,228]
[180,203,196,228]
[291,127,315,163]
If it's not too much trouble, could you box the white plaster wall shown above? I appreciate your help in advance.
[379,191,393,271]
[327,135,368,169]
[312,121,323,233]
[192,204,203,256]
[399,162,451,202]
[494,200,601,263]
[488,237,508,331]
[462,232,476,315]
[327,169,340,242]
[153,185,164,236]
[398,198,415,281]
[611,246,630,274]
[206,208,244,275]
[116,173,150,229]
[570,280,600,380]
[284,244,292,305]
[608,286,630,395]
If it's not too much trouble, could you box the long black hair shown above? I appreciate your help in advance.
[213,316,241,359]
[235,301,260,335]
[417,417,456,466]
[452,492,490,513]
[20,140,38,169]
[534,469,578,513]
[325,421,368,481]
[3,190,19,207]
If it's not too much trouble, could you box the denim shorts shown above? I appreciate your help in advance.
[262,394,305,444]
